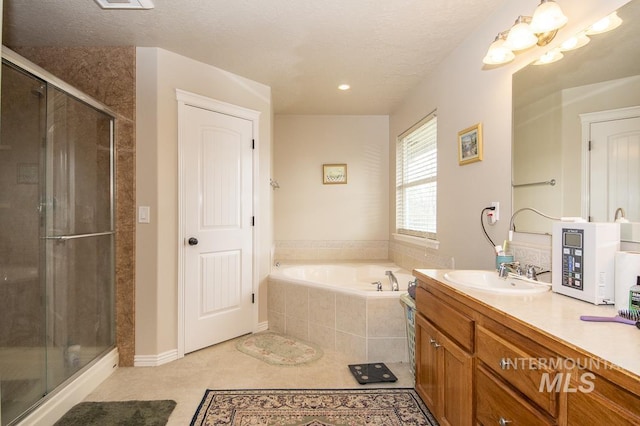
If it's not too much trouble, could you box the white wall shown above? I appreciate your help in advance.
[135,48,272,357]
[274,115,389,259]
[389,0,629,270]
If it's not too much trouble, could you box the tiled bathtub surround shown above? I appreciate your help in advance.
[268,277,409,364]
[274,240,389,261]
[389,240,455,272]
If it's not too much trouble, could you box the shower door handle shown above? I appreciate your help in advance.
[188,237,199,246]
[44,231,115,241]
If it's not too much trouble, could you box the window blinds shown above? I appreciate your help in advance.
[396,114,437,239]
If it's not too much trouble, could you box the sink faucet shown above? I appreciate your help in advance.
[499,261,542,281]
[385,270,400,291]
[498,261,522,278]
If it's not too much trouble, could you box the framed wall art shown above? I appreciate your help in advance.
[323,163,347,184]
[458,123,483,165]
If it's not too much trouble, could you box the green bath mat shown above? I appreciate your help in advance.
[54,399,176,425]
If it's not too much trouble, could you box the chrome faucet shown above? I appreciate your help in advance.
[498,261,522,278]
[385,270,400,291]
[499,261,542,281]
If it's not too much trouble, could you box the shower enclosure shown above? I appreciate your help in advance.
[0,51,116,425]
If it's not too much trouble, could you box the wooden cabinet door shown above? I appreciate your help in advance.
[415,313,474,426]
[415,313,439,412]
[439,331,474,426]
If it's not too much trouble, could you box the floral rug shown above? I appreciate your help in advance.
[190,388,437,426]
[235,332,323,366]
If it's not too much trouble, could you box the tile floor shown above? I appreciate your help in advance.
[86,335,415,425]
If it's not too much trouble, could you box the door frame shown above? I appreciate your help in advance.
[580,105,640,221]
[175,89,261,358]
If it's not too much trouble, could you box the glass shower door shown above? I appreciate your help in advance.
[0,61,48,426]
[44,86,115,392]
[1,57,115,425]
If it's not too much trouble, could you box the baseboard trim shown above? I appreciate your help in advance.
[256,321,268,332]
[134,349,179,367]
[18,348,119,426]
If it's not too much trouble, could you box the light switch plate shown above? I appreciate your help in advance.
[138,206,150,223]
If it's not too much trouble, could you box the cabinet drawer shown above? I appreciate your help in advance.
[477,365,554,426]
[476,325,558,416]
[566,373,640,425]
[415,286,474,351]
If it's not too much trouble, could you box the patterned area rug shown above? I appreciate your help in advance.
[235,332,323,366]
[190,388,437,426]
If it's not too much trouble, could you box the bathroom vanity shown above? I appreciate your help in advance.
[413,269,640,426]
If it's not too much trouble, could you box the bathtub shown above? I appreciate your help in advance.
[268,262,415,364]
[272,263,415,295]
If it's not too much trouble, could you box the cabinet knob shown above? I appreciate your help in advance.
[498,418,512,426]
[429,338,441,348]
[499,358,510,369]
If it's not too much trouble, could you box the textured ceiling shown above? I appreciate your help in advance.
[3,0,507,114]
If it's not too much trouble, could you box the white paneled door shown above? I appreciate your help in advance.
[589,115,640,222]
[182,104,254,354]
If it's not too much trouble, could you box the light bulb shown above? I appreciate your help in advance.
[559,33,590,51]
[483,37,515,65]
[534,49,564,65]
[586,12,623,35]
[504,17,538,51]
[530,0,568,33]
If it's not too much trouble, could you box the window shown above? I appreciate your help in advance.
[395,112,437,241]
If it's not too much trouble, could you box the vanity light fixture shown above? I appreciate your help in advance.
[338,84,351,91]
[559,33,590,51]
[482,32,515,65]
[533,10,623,66]
[504,16,539,51]
[586,12,622,35]
[483,0,567,65]
[94,0,154,9]
[533,48,563,65]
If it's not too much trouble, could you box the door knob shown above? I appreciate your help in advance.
[188,237,198,246]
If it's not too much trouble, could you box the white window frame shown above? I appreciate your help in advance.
[394,111,439,249]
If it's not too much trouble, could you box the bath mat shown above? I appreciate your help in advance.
[235,332,323,366]
[54,399,176,425]
[190,388,437,426]
[348,362,398,384]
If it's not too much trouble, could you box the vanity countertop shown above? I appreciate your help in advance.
[414,269,640,381]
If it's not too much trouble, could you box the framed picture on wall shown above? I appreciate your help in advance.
[458,123,483,165]
[323,163,347,184]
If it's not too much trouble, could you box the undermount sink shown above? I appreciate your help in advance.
[443,270,551,295]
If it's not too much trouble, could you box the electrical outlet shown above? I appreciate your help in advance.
[491,201,500,223]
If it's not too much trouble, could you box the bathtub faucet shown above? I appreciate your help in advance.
[385,270,400,291]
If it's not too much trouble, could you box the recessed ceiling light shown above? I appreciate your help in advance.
[338,84,351,91]
[94,0,154,10]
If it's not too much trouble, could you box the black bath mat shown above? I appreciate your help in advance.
[348,362,398,384]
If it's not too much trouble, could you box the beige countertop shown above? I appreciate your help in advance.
[414,269,640,379]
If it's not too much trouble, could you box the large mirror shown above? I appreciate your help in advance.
[512,0,640,238]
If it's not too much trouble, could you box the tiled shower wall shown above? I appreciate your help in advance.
[14,46,137,366]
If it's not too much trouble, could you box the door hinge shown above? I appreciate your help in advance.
[252,293,255,303]
[251,216,255,226]
[252,139,255,149]
[588,140,592,151]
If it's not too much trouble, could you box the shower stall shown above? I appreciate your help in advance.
[0,50,116,425]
